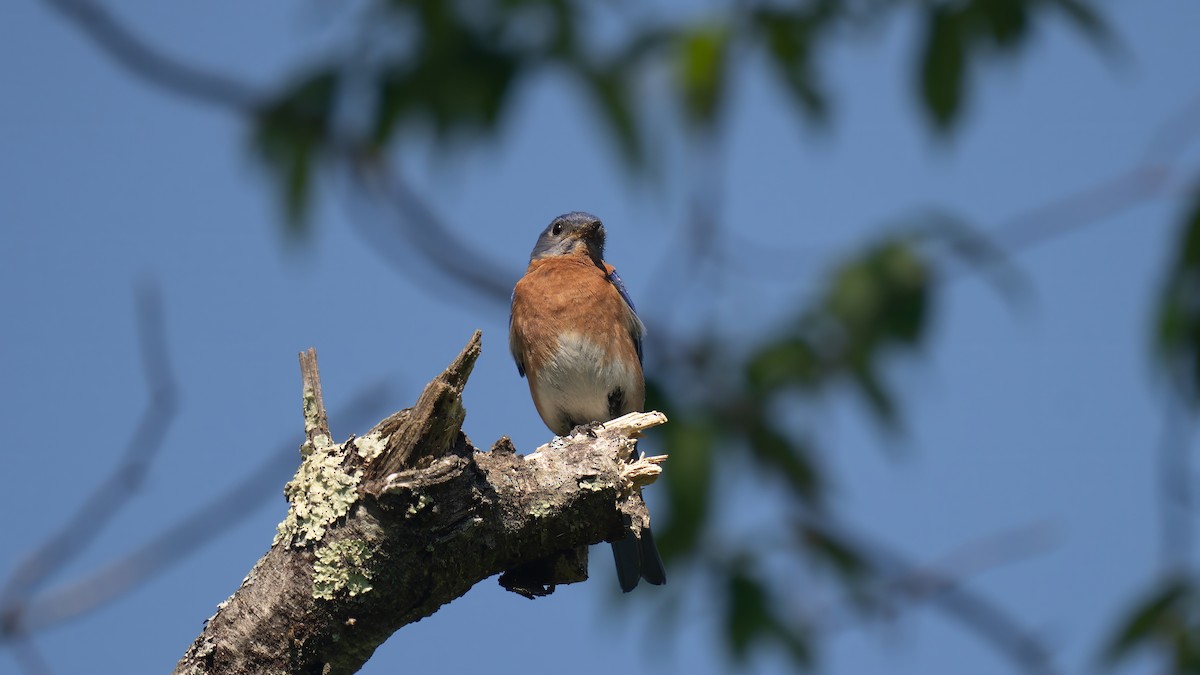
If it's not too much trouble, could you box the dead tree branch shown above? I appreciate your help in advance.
[173,331,667,675]
[299,348,331,445]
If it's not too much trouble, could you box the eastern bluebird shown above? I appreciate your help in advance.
[509,211,666,592]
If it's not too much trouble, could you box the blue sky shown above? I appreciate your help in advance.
[2,2,1198,674]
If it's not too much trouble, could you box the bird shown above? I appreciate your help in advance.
[508,211,666,592]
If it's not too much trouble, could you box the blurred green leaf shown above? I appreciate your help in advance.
[754,9,830,123]
[850,361,898,429]
[746,337,824,393]
[743,237,930,433]
[676,24,730,129]
[726,564,814,668]
[877,242,930,344]
[1154,192,1200,406]
[919,212,1031,302]
[373,3,520,145]
[642,376,672,417]
[248,0,1114,236]
[283,141,313,230]
[920,5,967,131]
[1053,0,1115,48]
[775,617,814,669]
[577,59,645,168]
[1105,578,1186,661]
[971,0,1029,48]
[1104,576,1200,671]
[828,259,881,336]
[801,522,869,583]
[746,419,821,504]
[253,70,339,232]
[727,567,770,660]
[1177,199,1200,268]
[826,240,929,347]
[654,414,715,561]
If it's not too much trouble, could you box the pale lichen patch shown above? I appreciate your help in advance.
[275,439,361,547]
[529,501,554,518]
[299,432,334,459]
[353,432,388,463]
[578,476,607,492]
[301,385,326,442]
[404,494,430,518]
[193,638,215,660]
[313,539,375,601]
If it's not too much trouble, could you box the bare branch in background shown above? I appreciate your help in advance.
[10,637,52,675]
[723,89,1200,283]
[923,575,1058,675]
[643,135,730,350]
[0,280,391,641]
[947,84,1200,255]
[985,165,1170,254]
[920,522,1062,580]
[48,0,1195,318]
[41,0,1200,317]
[344,154,516,308]
[802,516,1063,675]
[40,0,261,110]
[1143,89,1200,167]
[0,281,179,617]
[11,381,393,636]
[42,0,514,305]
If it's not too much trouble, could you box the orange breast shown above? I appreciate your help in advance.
[510,255,644,434]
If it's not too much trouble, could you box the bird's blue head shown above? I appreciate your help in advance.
[529,211,606,265]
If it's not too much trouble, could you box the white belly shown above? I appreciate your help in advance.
[533,332,638,433]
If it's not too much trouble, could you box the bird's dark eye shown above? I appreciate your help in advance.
[551,223,564,236]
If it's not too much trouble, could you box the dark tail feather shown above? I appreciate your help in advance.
[611,539,641,593]
[610,528,667,592]
[639,527,666,586]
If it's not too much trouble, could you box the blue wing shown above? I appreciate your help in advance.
[509,289,526,377]
[607,268,645,364]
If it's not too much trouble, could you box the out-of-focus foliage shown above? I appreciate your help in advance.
[646,230,1001,665]
[917,0,1111,130]
[1105,575,1200,673]
[1154,193,1200,407]
[245,1,1200,673]
[255,71,338,230]
[1100,190,1200,675]
[252,0,1111,230]
[726,559,814,666]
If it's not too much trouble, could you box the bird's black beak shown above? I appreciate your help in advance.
[579,220,606,264]
[581,219,604,242]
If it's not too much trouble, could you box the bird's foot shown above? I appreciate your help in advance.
[569,421,603,438]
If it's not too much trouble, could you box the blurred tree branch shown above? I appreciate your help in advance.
[0,291,395,649]
[1,282,179,647]
[343,153,515,306]
[41,0,261,110]
[802,517,1062,675]
[10,383,393,637]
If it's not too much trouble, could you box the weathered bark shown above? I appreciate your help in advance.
[173,331,667,675]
